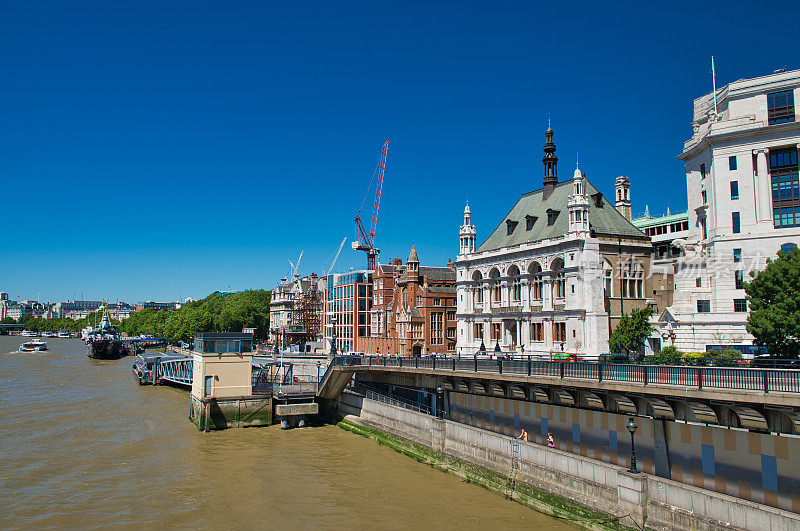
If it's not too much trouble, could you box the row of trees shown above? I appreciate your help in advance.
[119,289,271,342]
[608,246,800,359]
[2,289,272,343]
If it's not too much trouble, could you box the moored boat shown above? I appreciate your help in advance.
[86,309,126,359]
[19,339,48,352]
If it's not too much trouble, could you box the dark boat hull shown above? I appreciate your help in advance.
[87,339,125,360]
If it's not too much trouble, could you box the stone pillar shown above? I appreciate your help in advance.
[542,280,553,312]
[755,149,770,222]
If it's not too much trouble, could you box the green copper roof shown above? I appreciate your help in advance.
[476,179,646,253]
[631,211,689,229]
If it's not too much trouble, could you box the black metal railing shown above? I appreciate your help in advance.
[329,355,800,394]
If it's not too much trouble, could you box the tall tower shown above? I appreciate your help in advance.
[407,241,419,281]
[542,125,558,199]
[459,203,476,255]
[615,175,631,220]
[568,163,590,237]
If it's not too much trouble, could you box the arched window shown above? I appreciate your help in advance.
[621,260,644,298]
[528,262,543,301]
[508,265,521,302]
[603,260,613,297]
[780,243,797,254]
[551,258,565,300]
[489,268,501,304]
[472,270,483,304]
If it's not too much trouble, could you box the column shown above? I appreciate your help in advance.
[755,149,771,222]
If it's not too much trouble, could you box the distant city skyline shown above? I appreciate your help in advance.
[1,1,796,302]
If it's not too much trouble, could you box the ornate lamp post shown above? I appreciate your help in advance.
[626,416,638,473]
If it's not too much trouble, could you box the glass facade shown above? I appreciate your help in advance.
[767,90,795,125]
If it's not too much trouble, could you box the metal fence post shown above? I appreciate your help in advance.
[598,363,603,383]
[453,358,456,371]
[697,367,703,390]
[527,359,532,376]
[433,356,436,370]
[474,355,478,372]
[643,365,648,386]
[560,362,564,380]
[763,370,769,393]
[498,359,503,375]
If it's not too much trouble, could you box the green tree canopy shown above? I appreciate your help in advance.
[608,307,654,357]
[745,247,800,358]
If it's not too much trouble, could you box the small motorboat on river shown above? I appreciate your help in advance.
[19,339,48,352]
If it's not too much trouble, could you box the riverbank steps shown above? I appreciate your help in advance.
[337,418,630,531]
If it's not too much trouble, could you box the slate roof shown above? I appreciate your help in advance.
[428,286,456,294]
[476,179,647,253]
[419,266,456,282]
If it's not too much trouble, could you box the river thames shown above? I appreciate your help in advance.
[0,336,569,529]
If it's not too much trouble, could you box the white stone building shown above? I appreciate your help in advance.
[657,68,800,353]
[456,127,657,359]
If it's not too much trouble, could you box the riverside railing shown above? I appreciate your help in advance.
[329,355,800,394]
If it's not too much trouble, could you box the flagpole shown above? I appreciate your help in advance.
[711,56,718,117]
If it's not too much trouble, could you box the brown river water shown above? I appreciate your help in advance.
[0,336,571,529]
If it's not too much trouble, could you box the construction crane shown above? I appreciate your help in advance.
[287,250,304,278]
[323,237,347,276]
[352,139,390,270]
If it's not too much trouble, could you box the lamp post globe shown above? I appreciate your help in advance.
[626,416,638,473]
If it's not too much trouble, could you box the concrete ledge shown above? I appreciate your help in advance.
[276,403,319,416]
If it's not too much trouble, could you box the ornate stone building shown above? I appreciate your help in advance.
[456,127,660,359]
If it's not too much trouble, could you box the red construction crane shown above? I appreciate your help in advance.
[352,140,390,270]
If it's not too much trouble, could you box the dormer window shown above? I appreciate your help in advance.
[525,215,537,230]
[546,209,559,226]
[506,220,518,235]
[591,192,604,207]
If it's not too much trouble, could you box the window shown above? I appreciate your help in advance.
[621,260,644,298]
[547,209,559,226]
[551,258,565,300]
[781,243,798,254]
[767,90,795,125]
[696,277,702,288]
[446,327,456,339]
[506,219,518,235]
[603,260,612,297]
[529,262,543,301]
[732,212,740,233]
[530,322,543,342]
[473,323,483,340]
[416,295,422,306]
[682,221,689,231]
[491,323,501,341]
[472,271,483,304]
[700,163,706,179]
[733,248,742,263]
[734,299,748,312]
[525,215,537,230]
[433,298,441,306]
[729,156,737,171]
[700,217,708,239]
[697,300,711,313]
[490,269,501,304]
[770,148,800,229]
[430,313,443,345]
[730,181,739,200]
[735,270,744,290]
[553,322,566,343]
[701,190,707,204]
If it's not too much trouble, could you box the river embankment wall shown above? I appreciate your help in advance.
[337,391,800,530]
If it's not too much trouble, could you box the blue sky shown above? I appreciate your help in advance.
[1,1,796,303]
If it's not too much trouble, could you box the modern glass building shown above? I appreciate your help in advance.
[194,332,254,354]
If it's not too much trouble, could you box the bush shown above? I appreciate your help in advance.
[681,351,706,366]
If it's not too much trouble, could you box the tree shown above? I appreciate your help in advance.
[608,307,654,357]
[745,247,800,358]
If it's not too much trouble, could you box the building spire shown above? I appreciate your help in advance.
[542,125,558,199]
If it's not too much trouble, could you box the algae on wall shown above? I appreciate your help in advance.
[337,418,632,531]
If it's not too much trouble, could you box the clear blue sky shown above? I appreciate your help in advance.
[1,1,796,303]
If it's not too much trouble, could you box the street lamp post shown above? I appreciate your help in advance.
[436,384,444,419]
[626,416,638,473]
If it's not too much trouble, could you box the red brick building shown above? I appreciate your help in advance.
[362,243,457,356]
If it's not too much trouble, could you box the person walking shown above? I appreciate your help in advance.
[547,432,555,448]
[517,428,528,442]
